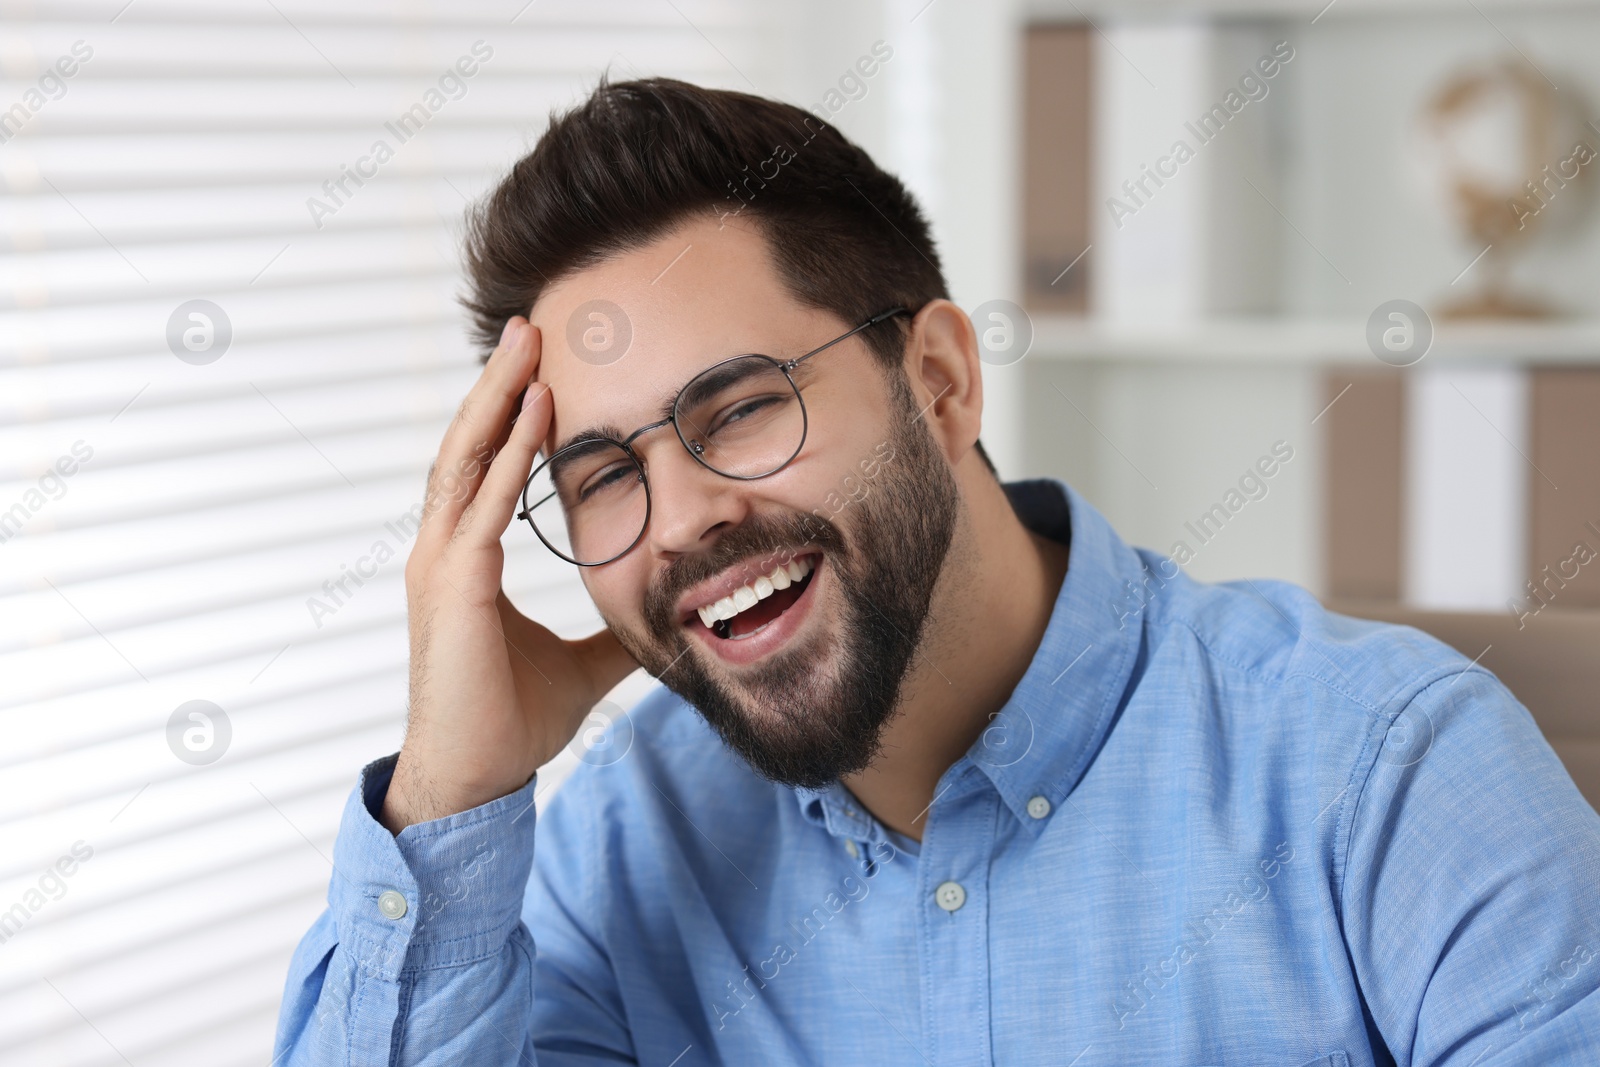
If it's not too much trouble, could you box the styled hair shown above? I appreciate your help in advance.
[460,76,947,367]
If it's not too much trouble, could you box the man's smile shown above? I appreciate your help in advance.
[675,551,825,666]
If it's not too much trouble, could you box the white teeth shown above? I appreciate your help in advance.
[695,555,816,629]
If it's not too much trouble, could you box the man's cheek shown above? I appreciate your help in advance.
[583,568,652,637]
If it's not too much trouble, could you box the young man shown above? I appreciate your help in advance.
[275,79,1600,1065]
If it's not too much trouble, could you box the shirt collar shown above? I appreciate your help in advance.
[794,478,1151,838]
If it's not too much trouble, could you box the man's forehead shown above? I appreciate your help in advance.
[533,290,749,454]
[528,219,827,450]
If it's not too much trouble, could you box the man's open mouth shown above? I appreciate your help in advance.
[690,554,818,641]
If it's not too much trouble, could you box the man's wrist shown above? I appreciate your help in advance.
[379,750,533,834]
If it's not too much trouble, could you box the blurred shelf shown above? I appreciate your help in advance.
[1028,314,1600,365]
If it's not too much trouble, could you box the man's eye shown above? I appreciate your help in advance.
[711,394,781,434]
[580,464,637,501]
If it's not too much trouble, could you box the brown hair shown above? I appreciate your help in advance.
[460,76,947,365]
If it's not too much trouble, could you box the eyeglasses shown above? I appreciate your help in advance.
[517,306,912,566]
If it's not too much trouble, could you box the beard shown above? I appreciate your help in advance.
[605,378,960,790]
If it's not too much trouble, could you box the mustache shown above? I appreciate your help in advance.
[642,509,848,634]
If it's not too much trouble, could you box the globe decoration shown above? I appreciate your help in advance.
[1412,57,1595,318]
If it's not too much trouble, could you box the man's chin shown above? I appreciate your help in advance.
[628,623,889,789]
[700,638,845,729]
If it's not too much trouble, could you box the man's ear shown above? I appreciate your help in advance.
[903,299,983,465]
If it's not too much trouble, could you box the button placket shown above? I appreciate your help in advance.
[919,790,995,1065]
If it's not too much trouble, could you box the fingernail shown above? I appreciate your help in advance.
[500,319,517,347]
[521,383,547,412]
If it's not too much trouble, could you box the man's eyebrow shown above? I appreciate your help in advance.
[550,424,629,457]
[545,433,628,490]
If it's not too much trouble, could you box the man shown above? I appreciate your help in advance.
[275,79,1600,1065]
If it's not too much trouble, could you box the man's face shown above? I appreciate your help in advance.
[529,215,959,789]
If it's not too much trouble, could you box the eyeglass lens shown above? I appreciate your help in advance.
[522,355,805,565]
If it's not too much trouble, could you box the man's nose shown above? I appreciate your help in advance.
[637,437,750,558]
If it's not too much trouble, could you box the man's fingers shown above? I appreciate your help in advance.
[452,381,552,547]
[417,319,541,554]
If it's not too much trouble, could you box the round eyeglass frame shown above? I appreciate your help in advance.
[517,306,913,566]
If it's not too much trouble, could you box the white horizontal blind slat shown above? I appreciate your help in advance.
[0,3,772,1062]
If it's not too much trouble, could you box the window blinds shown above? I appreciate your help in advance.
[0,2,767,1062]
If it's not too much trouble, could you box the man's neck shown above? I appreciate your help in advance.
[841,470,1070,841]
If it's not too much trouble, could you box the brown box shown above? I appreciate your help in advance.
[1022,25,1092,312]
[1528,368,1600,609]
[1322,370,1404,601]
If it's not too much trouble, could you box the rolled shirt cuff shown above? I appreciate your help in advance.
[327,753,539,979]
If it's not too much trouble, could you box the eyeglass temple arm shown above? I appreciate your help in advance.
[784,306,912,370]
[515,486,558,522]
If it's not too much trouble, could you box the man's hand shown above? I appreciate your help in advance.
[381,317,639,833]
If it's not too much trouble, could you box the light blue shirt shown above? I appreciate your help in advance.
[275,480,1600,1065]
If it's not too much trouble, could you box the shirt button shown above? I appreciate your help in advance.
[1027,795,1052,819]
[934,880,966,912]
[377,890,408,920]
[844,839,860,859]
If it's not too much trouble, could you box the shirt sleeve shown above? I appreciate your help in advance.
[1341,668,1600,1066]
[271,754,636,1066]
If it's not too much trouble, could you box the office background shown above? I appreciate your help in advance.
[2,1,1597,1062]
